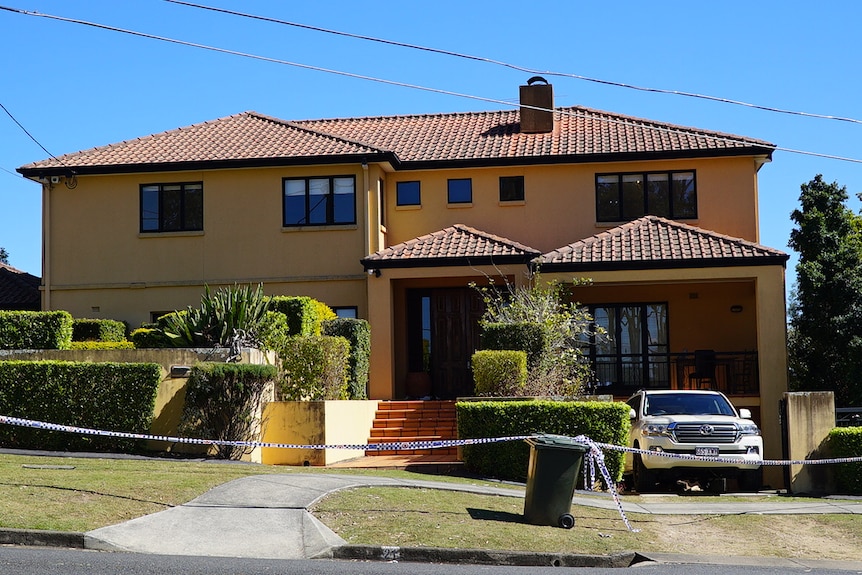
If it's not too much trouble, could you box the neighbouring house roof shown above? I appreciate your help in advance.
[17,106,775,177]
[361,224,541,270]
[537,215,789,271]
[0,263,41,311]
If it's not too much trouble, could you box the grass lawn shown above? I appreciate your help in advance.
[2,451,861,561]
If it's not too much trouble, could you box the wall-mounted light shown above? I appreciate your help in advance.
[366,268,381,277]
[730,305,744,313]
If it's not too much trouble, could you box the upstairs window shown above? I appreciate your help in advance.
[140,182,203,233]
[499,176,525,202]
[283,176,356,226]
[447,178,472,204]
[396,181,421,206]
[596,171,696,222]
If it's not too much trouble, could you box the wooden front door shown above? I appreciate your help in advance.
[406,288,484,399]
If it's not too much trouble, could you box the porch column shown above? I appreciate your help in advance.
[367,272,394,399]
[755,265,789,489]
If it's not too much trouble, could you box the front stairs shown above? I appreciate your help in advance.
[366,400,459,457]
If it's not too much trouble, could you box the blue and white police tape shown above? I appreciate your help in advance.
[595,441,862,466]
[0,414,529,451]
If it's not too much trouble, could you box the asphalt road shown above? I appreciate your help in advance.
[1,548,859,575]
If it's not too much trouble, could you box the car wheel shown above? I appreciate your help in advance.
[633,450,657,493]
[738,468,763,492]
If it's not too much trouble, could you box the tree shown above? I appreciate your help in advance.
[473,276,602,396]
[788,175,862,406]
[0,247,8,265]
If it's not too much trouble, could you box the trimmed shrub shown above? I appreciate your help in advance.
[316,301,337,323]
[323,318,370,399]
[70,341,136,350]
[0,311,73,350]
[472,350,528,396]
[829,427,862,494]
[130,327,172,348]
[456,400,630,484]
[266,296,320,336]
[277,335,350,400]
[72,318,127,342]
[480,322,546,369]
[179,362,278,460]
[0,360,161,452]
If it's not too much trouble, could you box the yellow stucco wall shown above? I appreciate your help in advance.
[256,400,379,465]
[44,164,376,325]
[384,156,760,254]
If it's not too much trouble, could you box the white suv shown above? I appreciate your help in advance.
[625,389,763,492]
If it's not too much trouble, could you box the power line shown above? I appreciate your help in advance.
[0,101,60,161]
[1,5,861,165]
[167,0,862,127]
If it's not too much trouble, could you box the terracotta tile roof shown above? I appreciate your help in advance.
[18,106,774,176]
[538,216,789,271]
[362,224,541,269]
[19,112,388,174]
[0,263,41,311]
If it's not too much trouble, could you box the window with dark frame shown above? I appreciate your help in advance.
[499,176,525,202]
[396,181,421,206]
[283,175,356,226]
[447,178,472,204]
[140,182,203,233]
[595,171,696,222]
[589,303,669,392]
[333,306,359,319]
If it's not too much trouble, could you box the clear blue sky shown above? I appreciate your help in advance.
[2,0,860,303]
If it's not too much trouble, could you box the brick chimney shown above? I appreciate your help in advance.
[519,76,554,134]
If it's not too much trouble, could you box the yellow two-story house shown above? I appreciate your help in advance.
[18,80,788,468]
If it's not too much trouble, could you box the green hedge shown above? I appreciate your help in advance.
[277,335,349,400]
[323,318,370,399]
[266,296,320,336]
[0,311,73,350]
[480,322,546,368]
[72,319,127,342]
[180,362,277,460]
[0,360,161,452]
[70,341,136,350]
[456,400,630,484]
[472,350,527,396]
[829,427,862,494]
[129,327,172,348]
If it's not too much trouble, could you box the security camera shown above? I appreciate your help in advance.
[50,176,61,184]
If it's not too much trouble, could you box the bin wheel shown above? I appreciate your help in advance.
[558,513,575,529]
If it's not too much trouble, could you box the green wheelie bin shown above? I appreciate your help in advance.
[523,434,589,529]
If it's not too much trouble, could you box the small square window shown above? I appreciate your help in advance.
[396,181,421,206]
[333,306,358,319]
[447,178,472,204]
[499,176,524,202]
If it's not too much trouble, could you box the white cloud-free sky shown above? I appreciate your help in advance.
[1,1,860,303]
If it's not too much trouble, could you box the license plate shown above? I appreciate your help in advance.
[695,447,719,457]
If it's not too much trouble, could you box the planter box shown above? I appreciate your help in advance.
[254,400,379,466]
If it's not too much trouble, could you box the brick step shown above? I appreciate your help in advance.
[365,447,459,457]
[372,417,456,429]
[374,409,456,420]
[376,400,455,410]
[370,427,456,438]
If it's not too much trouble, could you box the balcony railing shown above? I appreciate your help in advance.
[589,350,759,397]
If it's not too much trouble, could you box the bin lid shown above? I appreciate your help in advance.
[524,434,589,451]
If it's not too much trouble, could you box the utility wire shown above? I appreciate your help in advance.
[1,5,860,165]
[0,101,60,161]
[167,0,862,126]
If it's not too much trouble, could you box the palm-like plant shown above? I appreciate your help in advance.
[163,284,270,349]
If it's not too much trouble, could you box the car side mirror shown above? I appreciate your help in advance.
[739,408,752,419]
[629,408,637,420]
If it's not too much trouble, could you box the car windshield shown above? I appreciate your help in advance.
[644,393,736,416]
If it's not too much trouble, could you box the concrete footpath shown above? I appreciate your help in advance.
[3,472,862,570]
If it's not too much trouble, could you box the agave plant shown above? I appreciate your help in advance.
[163,284,270,349]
